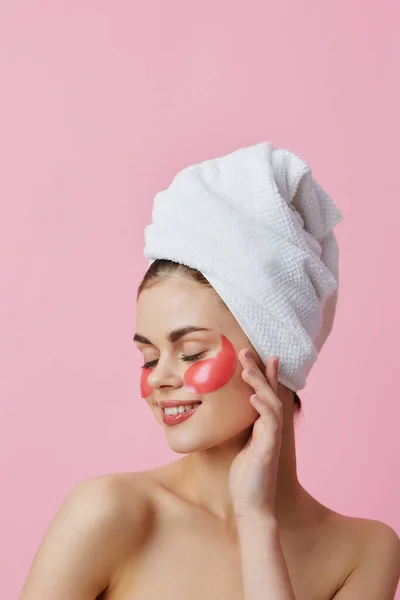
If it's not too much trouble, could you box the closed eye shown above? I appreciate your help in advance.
[141,351,207,370]
[141,359,158,369]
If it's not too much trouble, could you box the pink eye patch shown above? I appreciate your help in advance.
[183,334,237,394]
[140,364,154,399]
[140,334,237,398]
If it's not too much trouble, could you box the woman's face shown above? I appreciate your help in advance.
[134,275,262,454]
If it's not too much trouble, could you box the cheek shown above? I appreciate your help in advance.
[140,367,153,398]
[184,334,237,394]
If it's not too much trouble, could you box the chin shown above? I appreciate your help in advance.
[164,430,217,455]
[164,419,256,455]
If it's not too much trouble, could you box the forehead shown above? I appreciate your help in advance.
[136,276,225,332]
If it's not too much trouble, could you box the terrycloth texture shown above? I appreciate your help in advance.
[143,142,342,391]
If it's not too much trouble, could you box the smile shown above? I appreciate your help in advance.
[161,402,202,426]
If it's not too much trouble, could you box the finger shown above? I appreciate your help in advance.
[249,394,283,436]
[240,348,275,391]
[239,349,279,392]
[241,365,282,419]
[265,356,279,396]
[240,349,279,398]
[238,348,266,381]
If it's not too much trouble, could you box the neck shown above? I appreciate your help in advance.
[177,385,304,527]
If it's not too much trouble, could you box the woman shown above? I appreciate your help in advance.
[20,142,400,599]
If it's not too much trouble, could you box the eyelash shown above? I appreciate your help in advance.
[141,351,206,370]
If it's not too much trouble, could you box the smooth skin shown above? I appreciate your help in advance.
[19,275,400,600]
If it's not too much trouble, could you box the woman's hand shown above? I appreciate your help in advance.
[229,349,283,520]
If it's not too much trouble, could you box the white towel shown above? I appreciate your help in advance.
[143,142,342,392]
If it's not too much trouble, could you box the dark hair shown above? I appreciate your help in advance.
[137,259,302,415]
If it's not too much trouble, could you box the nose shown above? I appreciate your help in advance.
[146,356,182,391]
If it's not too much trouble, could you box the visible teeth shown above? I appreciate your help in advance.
[164,403,201,416]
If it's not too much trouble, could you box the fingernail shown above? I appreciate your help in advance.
[245,349,252,359]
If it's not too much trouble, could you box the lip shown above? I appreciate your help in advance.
[159,400,202,427]
[158,399,202,409]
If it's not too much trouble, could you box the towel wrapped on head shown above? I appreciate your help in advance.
[143,142,342,392]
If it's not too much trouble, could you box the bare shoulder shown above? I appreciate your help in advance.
[303,492,400,555]
[328,511,400,560]
[61,470,161,554]
[322,509,400,598]
[73,471,156,526]
[350,515,400,551]
[19,471,157,599]
[344,515,400,573]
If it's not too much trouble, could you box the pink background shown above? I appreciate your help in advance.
[1,1,399,597]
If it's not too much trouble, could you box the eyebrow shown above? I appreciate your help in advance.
[133,325,212,346]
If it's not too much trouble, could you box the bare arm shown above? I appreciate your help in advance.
[237,512,296,600]
[18,476,144,600]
